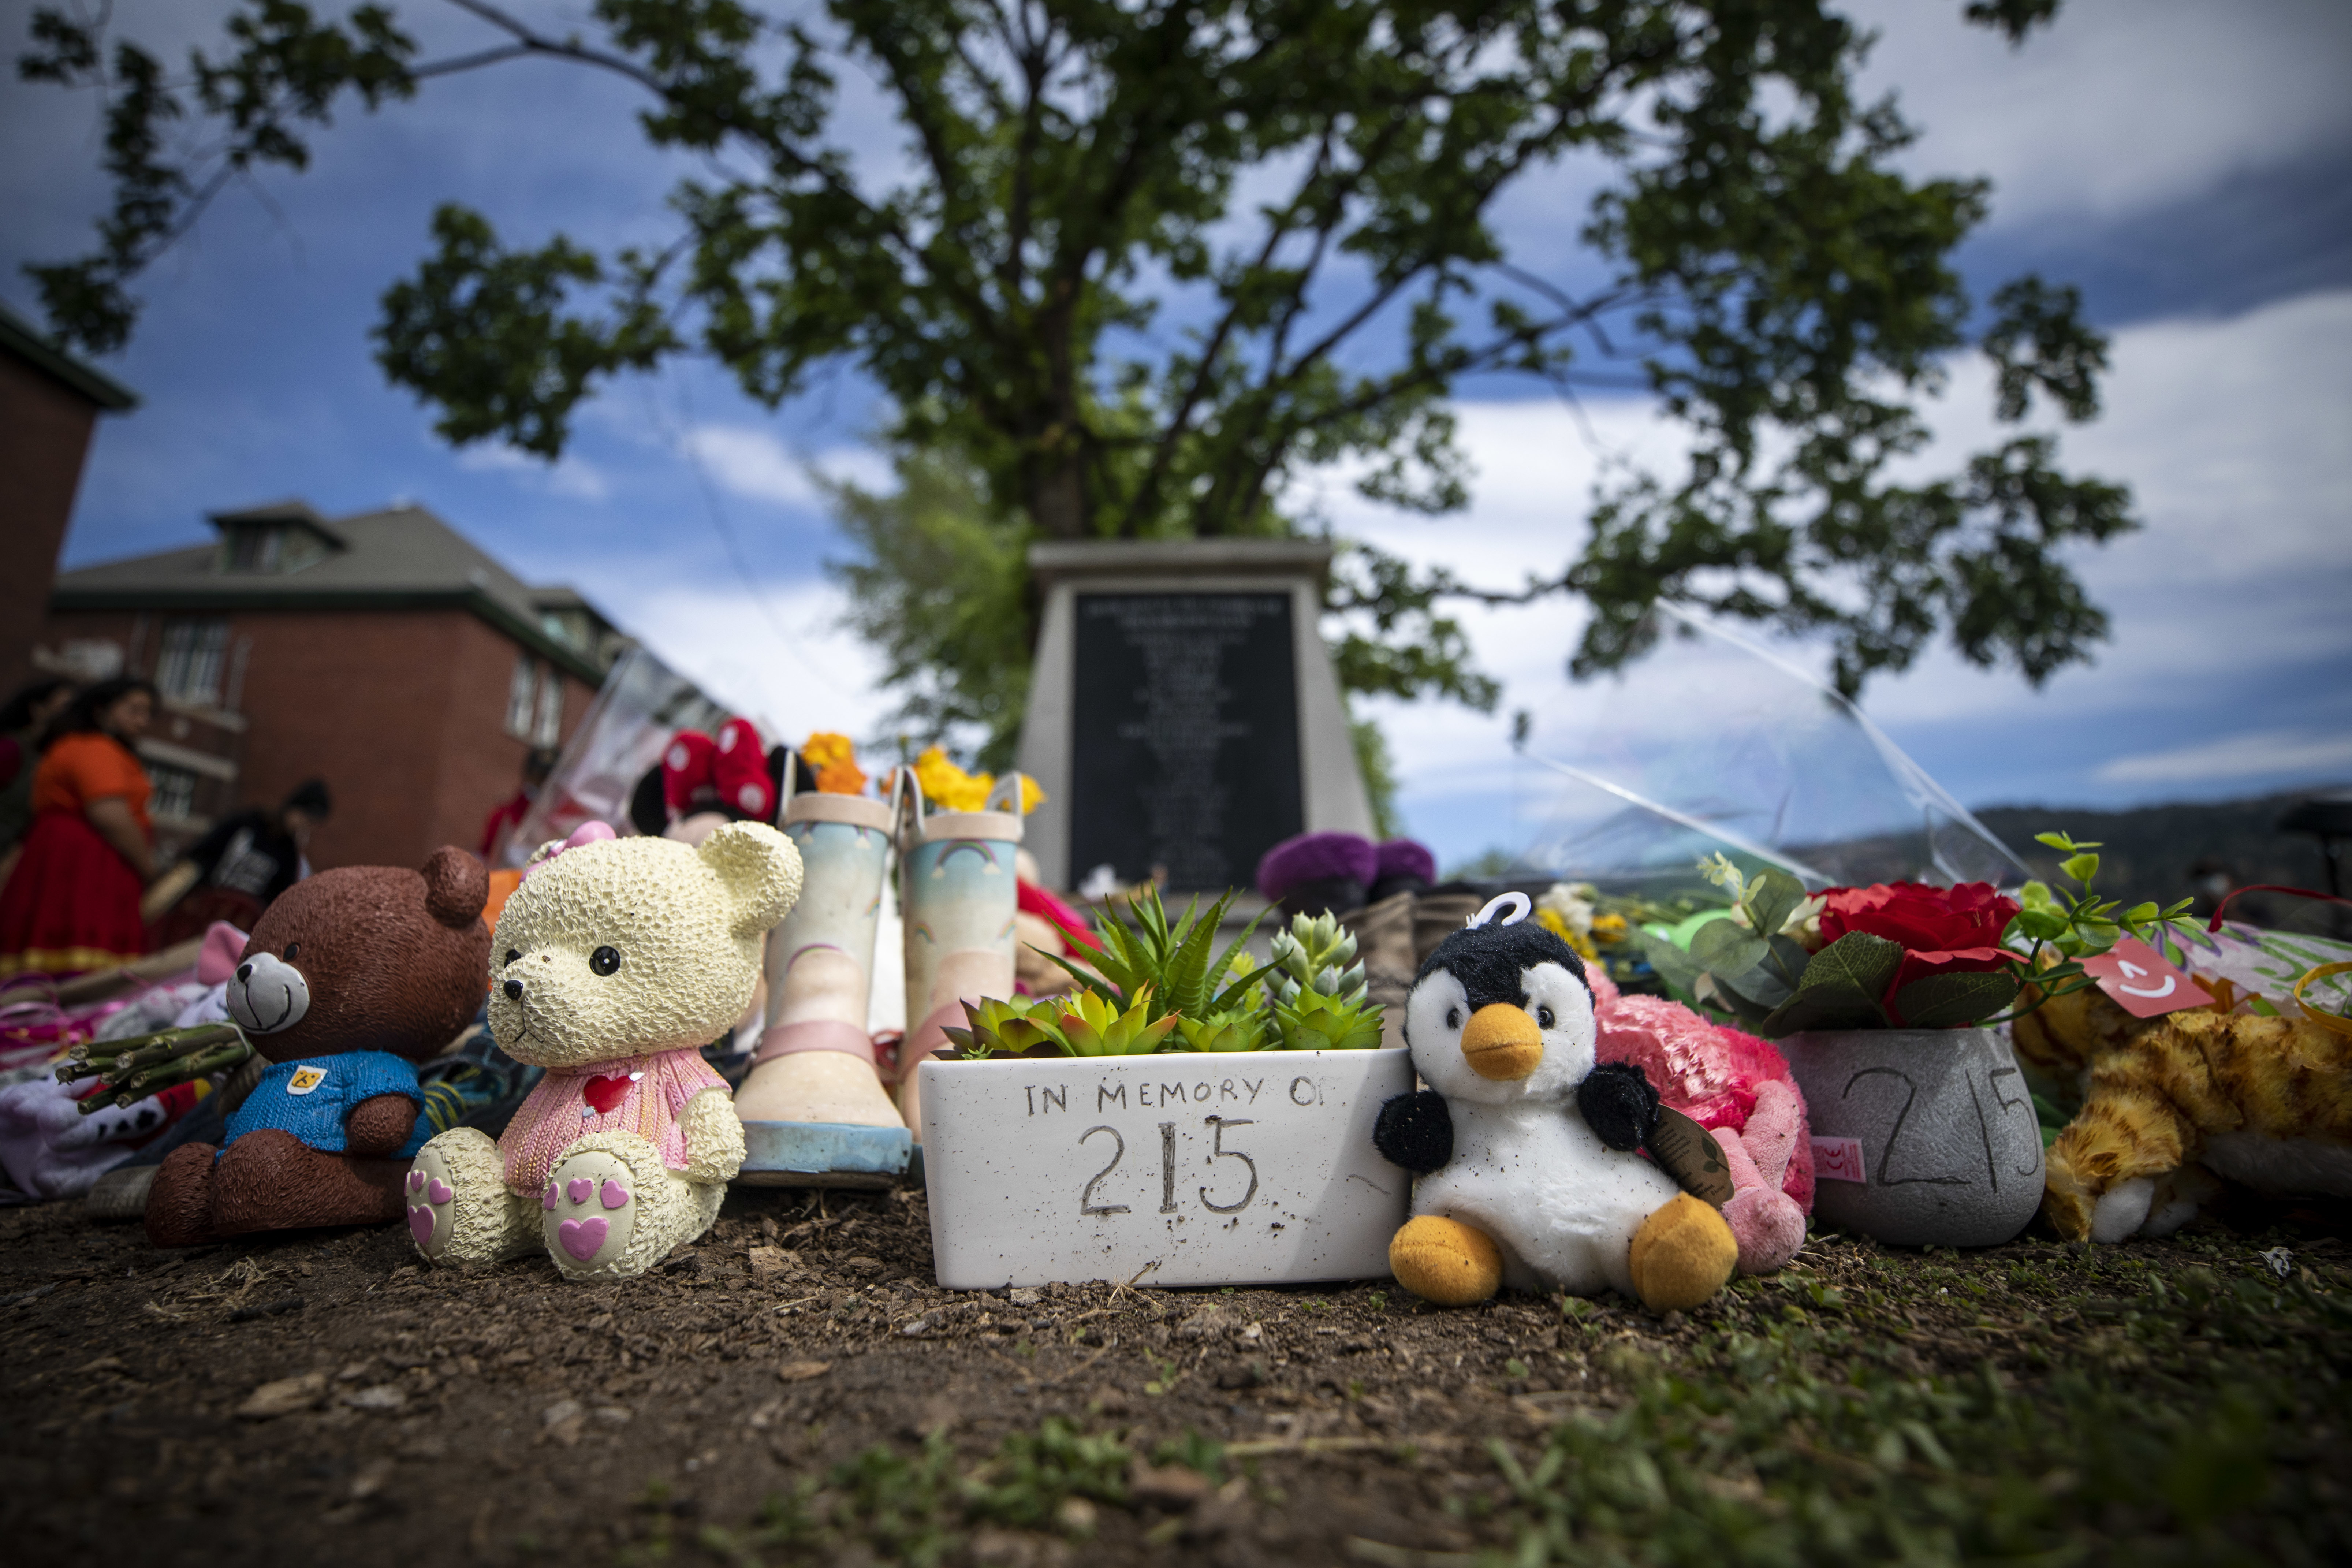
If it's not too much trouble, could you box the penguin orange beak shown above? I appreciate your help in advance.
[1461,1003,1544,1081]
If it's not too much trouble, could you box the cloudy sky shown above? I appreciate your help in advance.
[8,0,2349,872]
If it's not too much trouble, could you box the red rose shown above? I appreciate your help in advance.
[1816,881,2022,1024]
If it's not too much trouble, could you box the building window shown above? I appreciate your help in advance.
[532,669,565,747]
[507,653,539,739]
[155,618,231,704]
[149,763,199,822]
[223,525,284,573]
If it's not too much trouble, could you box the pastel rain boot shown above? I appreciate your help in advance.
[896,770,1025,1141]
[732,768,913,1189]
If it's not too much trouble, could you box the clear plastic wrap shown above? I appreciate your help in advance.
[496,645,733,865]
[1513,607,2026,894]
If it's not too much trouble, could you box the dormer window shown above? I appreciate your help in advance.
[210,505,342,575]
[224,524,284,573]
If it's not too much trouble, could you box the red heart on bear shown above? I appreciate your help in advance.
[581,1074,632,1115]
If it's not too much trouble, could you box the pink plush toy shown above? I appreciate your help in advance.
[1588,969,1813,1275]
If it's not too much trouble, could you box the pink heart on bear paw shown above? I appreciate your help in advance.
[557,1217,608,1262]
[406,1170,424,1195]
[567,1177,594,1204]
[542,1182,559,1211]
[600,1179,629,1210]
[407,1205,435,1247]
[428,1178,452,1205]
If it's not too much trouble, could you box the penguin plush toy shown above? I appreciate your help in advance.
[1372,893,1738,1311]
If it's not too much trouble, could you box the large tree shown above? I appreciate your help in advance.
[23,0,2128,765]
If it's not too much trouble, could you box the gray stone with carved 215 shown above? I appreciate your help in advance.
[914,1047,1413,1289]
[1778,1027,2044,1249]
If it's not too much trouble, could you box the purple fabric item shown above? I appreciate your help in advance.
[1375,838,1436,886]
[1256,832,1376,901]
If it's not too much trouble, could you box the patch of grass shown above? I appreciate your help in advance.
[1488,1260,2352,1567]
[697,1419,1142,1567]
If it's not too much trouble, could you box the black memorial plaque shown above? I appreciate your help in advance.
[1069,592,1302,891]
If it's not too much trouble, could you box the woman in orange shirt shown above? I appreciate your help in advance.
[0,678,159,978]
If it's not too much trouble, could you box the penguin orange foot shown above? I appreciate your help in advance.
[1389,1214,1503,1306]
[1628,1192,1738,1312]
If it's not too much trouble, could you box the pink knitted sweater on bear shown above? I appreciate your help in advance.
[500,1047,728,1197]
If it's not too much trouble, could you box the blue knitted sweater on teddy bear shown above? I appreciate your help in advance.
[221,1051,429,1159]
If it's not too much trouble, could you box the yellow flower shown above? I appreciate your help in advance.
[1535,907,1600,963]
[1590,912,1630,946]
[801,731,867,795]
[912,746,1048,814]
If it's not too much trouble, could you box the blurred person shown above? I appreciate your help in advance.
[0,678,159,977]
[480,744,559,860]
[0,677,78,884]
[143,778,332,945]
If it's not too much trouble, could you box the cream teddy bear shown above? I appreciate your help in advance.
[406,819,802,1280]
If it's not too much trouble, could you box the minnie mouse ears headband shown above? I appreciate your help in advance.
[663,717,773,822]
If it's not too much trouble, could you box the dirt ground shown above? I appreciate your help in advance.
[2,1184,2347,1568]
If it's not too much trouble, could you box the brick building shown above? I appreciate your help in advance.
[35,500,627,870]
[0,301,138,692]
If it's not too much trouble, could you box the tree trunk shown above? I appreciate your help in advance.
[1027,457,1089,540]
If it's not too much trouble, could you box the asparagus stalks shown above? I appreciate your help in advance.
[57,1023,254,1114]
[123,1042,252,1095]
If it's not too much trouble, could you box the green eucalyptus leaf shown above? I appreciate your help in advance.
[1744,870,1808,943]
[1764,933,1816,987]
[1708,971,1783,1028]
[1639,932,1707,1004]
[1690,918,1770,977]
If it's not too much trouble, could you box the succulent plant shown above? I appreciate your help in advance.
[1266,910,1368,1010]
[1049,885,1263,1022]
[1272,985,1384,1051]
[1174,1008,1270,1054]
[1055,987,1182,1056]
[939,995,1071,1059]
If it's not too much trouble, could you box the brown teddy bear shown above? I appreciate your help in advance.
[145,846,491,1245]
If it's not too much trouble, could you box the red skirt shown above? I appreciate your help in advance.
[0,809,150,978]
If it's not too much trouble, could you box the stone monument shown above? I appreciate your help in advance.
[1016,539,1373,892]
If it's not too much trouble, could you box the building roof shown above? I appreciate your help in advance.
[51,502,623,685]
[0,298,138,411]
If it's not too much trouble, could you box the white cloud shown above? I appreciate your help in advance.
[1851,0,2352,228]
[2096,729,2352,786]
[454,442,610,501]
[678,426,897,511]
[574,571,892,748]
[1320,289,2352,861]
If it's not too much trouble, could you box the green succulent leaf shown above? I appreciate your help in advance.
[1273,988,1384,1051]
[1057,988,1181,1056]
[1174,1010,1270,1054]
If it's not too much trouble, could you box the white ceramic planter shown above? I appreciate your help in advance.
[916,1047,1414,1289]
[1779,1026,2044,1248]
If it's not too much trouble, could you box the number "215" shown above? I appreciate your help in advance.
[1079,1117,1257,1217]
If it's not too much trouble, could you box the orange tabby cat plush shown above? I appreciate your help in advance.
[2018,979,2352,1243]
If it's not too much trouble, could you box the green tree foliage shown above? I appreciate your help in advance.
[21,0,2132,724]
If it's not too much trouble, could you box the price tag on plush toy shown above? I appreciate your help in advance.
[1646,1105,1734,1206]
[2081,937,2212,1018]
